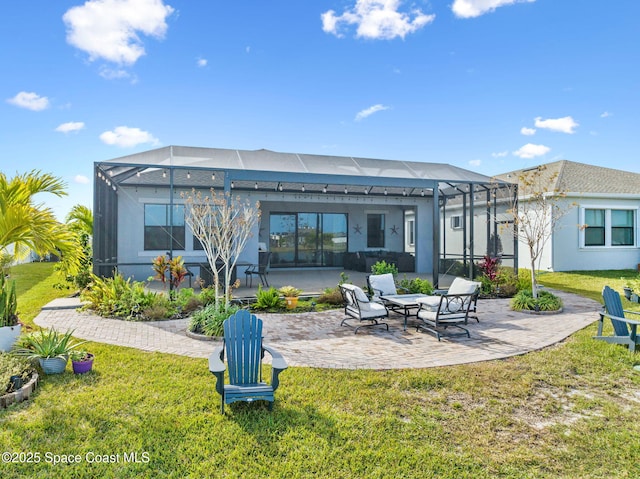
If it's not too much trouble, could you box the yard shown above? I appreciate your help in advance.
[1,263,640,478]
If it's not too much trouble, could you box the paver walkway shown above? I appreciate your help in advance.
[34,290,601,370]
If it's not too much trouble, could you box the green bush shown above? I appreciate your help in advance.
[397,277,433,295]
[189,303,240,337]
[253,285,283,310]
[511,289,563,311]
[371,260,398,276]
[80,273,162,320]
[197,286,218,306]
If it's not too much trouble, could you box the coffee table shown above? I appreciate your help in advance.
[380,293,428,331]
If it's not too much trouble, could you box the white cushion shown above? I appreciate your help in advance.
[369,273,397,296]
[447,278,480,295]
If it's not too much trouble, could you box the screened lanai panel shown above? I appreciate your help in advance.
[239,149,307,173]
[351,157,421,178]
[298,154,363,176]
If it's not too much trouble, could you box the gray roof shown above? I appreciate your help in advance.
[101,145,496,184]
[495,160,640,195]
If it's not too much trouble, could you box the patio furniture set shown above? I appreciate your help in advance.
[339,274,481,340]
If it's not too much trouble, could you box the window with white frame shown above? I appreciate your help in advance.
[406,219,415,246]
[451,215,462,230]
[582,207,636,247]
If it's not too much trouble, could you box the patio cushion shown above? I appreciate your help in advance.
[447,278,481,295]
[416,295,462,313]
[368,273,397,297]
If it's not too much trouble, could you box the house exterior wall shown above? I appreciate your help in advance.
[551,195,640,271]
[115,186,433,280]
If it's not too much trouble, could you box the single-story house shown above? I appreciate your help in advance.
[499,160,640,272]
[93,146,516,287]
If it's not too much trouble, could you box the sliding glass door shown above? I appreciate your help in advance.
[269,212,347,267]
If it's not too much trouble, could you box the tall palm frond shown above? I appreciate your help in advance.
[66,205,93,236]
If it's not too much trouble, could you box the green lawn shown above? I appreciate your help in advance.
[2,264,640,478]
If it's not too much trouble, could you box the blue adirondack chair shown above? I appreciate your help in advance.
[209,309,288,413]
[595,286,640,352]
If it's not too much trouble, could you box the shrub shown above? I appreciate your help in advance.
[0,352,32,393]
[279,285,302,297]
[197,286,218,306]
[371,260,398,276]
[189,303,240,337]
[511,289,563,311]
[317,287,344,305]
[253,286,283,310]
[80,273,161,320]
[397,277,433,295]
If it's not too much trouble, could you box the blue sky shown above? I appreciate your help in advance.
[2,0,638,219]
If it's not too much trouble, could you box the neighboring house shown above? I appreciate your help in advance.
[93,146,514,286]
[493,160,640,272]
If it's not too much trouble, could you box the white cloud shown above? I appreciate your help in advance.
[99,66,133,81]
[520,127,536,136]
[492,151,508,158]
[534,116,578,134]
[7,91,50,111]
[468,159,482,167]
[63,0,175,65]
[321,0,435,40]
[197,58,207,67]
[74,175,90,184]
[55,122,85,133]
[355,104,389,121]
[513,143,550,159]
[452,0,535,19]
[600,111,612,118]
[99,126,159,147]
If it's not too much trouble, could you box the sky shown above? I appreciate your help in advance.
[2,0,639,220]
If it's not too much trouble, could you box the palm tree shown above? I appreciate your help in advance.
[0,170,79,274]
[66,204,93,236]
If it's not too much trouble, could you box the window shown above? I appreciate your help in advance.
[584,209,605,246]
[612,210,634,246]
[144,204,185,250]
[367,213,385,248]
[582,207,636,248]
[451,215,462,229]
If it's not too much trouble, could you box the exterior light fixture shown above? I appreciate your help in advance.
[301,185,305,192]
[211,172,216,181]
[136,171,141,177]
[323,185,327,193]
[402,189,407,196]
[231,181,235,189]
[421,189,425,197]
[187,171,191,179]
[162,170,167,178]
[278,184,283,191]
[344,187,348,194]
[255,182,259,190]
[364,187,369,195]
[384,188,388,196]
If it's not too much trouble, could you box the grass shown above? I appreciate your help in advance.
[2,264,640,478]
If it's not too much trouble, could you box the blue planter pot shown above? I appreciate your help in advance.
[39,356,68,375]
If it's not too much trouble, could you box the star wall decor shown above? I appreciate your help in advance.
[353,224,362,234]
[390,225,399,235]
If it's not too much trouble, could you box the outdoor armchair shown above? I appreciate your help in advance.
[209,309,287,413]
[339,283,389,334]
[595,286,640,352]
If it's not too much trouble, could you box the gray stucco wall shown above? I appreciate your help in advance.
[115,186,434,280]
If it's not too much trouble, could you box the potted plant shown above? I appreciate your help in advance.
[14,329,86,375]
[70,350,94,374]
[0,274,20,353]
[279,285,302,309]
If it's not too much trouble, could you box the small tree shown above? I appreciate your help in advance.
[183,189,260,311]
[499,165,574,298]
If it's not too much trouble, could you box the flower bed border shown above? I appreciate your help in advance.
[1,372,39,409]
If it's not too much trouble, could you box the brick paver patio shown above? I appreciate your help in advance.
[34,290,600,370]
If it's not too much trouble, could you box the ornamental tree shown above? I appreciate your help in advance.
[182,189,260,311]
